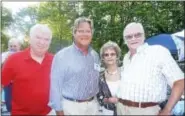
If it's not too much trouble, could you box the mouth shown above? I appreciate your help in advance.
[131,42,138,45]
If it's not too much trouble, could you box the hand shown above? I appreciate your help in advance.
[108,97,118,103]
[158,109,171,116]
[103,97,118,103]
[56,111,64,116]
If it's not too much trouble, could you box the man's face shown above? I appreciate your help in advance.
[9,42,21,52]
[74,22,92,48]
[30,31,52,56]
[124,26,145,50]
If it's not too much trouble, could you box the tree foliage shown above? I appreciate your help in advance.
[1,6,13,52]
[2,1,184,55]
[81,1,184,57]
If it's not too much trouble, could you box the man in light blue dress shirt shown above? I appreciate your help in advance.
[49,17,100,115]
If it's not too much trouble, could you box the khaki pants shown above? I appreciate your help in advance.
[117,102,161,115]
[47,109,56,115]
[62,98,99,115]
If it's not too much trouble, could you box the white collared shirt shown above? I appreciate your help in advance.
[117,43,184,102]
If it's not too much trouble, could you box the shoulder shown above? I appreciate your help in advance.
[148,45,170,55]
[54,45,73,60]
[91,49,99,57]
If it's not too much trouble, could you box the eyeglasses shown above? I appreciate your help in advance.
[124,32,143,41]
[103,53,116,57]
[77,30,91,34]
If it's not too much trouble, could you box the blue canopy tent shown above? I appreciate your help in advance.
[145,34,178,55]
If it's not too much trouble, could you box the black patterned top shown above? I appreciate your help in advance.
[97,71,117,115]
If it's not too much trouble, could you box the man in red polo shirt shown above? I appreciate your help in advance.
[1,24,54,115]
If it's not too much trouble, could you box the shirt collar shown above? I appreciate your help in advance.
[24,47,50,61]
[72,42,92,55]
[127,43,149,58]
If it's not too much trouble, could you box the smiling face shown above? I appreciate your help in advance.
[124,23,145,51]
[29,26,52,56]
[73,22,92,48]
[103,48,117,66]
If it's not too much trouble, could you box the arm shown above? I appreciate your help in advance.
[48,53,65,115]
[160,79,184,115]
[158,47,184,115]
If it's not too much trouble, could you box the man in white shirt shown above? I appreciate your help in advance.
[2,38,22,64]
[116,22,184,115]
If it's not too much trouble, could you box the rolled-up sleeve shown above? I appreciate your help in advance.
[160,47,184,87]
[48,52,64,111]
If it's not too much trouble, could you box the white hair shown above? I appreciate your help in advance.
[8,38,22,47]
[123,22,145,44]
[29,24,52,39]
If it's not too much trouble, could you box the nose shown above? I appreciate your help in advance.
[39,39,45,44]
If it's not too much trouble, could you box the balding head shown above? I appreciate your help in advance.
[123,22,146,51]
[123,22,145,44]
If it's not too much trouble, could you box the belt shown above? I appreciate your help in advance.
[119,99,158,108]
[63,96,94,103]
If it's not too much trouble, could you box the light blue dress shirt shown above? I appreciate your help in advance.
[48,43,100,111]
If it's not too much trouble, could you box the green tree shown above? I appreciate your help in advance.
[1,5,13,52]
[81,1,184,58]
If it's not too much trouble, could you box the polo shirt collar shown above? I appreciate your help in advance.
[24,47,50,62]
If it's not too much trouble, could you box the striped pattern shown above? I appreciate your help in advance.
[49,43,100,111]
[117,43,184,102]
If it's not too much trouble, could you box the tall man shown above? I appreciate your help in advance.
[1,24,54,115]
[1,38,22,112]
[49,17,100,115]
[117,22,184,115]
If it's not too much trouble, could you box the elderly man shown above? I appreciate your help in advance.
[116,22,184,115]
[1,24,54,115]
[49,17,100,115]
[2,38,22,64]
[1,38,22,113]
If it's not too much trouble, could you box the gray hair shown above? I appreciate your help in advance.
[72,17,94,35]
[100,40,121,61]
[123,22,145,44]
[29,24,52,40]
[8,38,22,47]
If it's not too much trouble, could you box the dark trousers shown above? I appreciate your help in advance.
[4,83,12,112]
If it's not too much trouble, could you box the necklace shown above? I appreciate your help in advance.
[106,69,118,75]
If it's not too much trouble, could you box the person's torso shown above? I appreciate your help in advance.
[60,45,100,99]
[118,45,168,102]
[11,50,53,114]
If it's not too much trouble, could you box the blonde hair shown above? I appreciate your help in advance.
[100,40,121,63]
[72,17,94,35]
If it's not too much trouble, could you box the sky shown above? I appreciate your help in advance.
[2,2,40,42]
[3,2,40,14]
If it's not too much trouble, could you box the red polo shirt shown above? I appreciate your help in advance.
[2,48,53,115]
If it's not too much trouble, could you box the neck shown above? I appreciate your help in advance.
[106,64,118,73]
[30,49,45,64]
[130,49,136,58]
[75,43,89,55]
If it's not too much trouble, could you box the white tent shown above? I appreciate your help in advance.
[171,30,184,61]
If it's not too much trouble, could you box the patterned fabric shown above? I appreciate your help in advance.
[49,43,100,111]
[117,43,184,102]
[97,71,117,115]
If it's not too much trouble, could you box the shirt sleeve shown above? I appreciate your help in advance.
[2,54,15,87]
[48,52,65,111]
[160,46,184,87]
